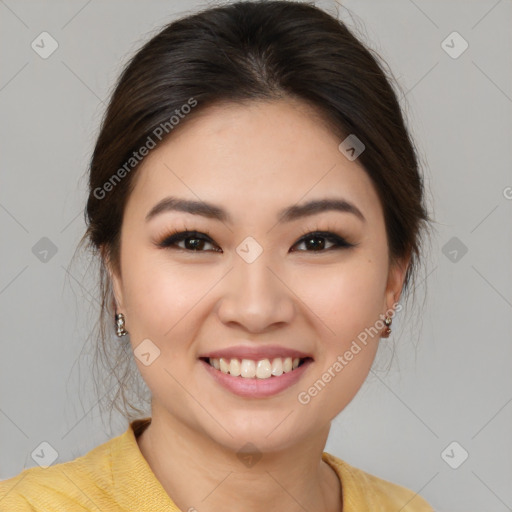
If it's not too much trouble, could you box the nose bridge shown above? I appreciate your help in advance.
[238,250,278,295]
[217,243,294,331]
[234,234,279,291]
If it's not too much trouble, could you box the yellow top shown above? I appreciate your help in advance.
[0,417,433,511]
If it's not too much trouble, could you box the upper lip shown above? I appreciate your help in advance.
[199,345,313,361]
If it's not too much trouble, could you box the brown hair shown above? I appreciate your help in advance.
[73,0,434,423]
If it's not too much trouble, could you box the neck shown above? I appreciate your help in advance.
[136,411,342,512]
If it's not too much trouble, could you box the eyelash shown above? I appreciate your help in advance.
[155,224,356,253]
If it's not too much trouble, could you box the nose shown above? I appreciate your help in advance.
[216,253,296,334]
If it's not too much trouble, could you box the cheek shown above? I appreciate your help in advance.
[120,255,207,400]
[294,253,387,341]
[293,258,385,417]
[121,251,201,341]
[121,251,228,376]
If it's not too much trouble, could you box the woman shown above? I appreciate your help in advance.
[0,1,434,510]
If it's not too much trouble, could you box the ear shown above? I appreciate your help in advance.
[384,251,411,310]
[101,245,125,312]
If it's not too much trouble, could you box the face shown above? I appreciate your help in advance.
[108,99,407,453]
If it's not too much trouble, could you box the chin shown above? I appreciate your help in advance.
[203,413,314,455]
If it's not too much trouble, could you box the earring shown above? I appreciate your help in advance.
[115,313,128,337]
[381,316,392,338]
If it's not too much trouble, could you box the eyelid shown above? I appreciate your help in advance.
[155,229,220,251]
[292,230,354,251]
[295,223,355,246]
[155,225,356,253]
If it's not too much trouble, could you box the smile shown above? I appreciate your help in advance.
[199,356,314,398]
[201,356,310,379]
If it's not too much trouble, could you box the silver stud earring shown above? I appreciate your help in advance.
[115,313,128,337]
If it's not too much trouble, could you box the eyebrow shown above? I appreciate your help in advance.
[145,196,366,224]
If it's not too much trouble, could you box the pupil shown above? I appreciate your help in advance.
[306,236,324,250]
[186,238,203,250]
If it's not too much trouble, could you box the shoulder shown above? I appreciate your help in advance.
[0,433,118,511]
[322,452,434,511]
[353,465,433,511]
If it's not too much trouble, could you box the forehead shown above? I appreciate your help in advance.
[124,99,383,225]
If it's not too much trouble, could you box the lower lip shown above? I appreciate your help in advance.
[200,359,313,398]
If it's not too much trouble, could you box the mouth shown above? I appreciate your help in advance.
[199,356,313,379]
[199,355,314,398]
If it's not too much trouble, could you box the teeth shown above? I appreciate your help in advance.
[256,359,272,379]
[240,359,256,378]
[208,356,306,378]
[219,357,230,373]
[271,358,283,376]
[229,358,241,376]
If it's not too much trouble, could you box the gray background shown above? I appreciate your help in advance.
[1,1,511,510]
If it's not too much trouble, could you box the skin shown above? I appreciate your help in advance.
[107,98,409,512]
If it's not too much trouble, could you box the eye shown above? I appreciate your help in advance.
[156,230,221,252]
[290,231,354,252]
[155,228,355,253]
